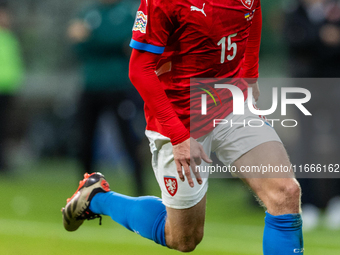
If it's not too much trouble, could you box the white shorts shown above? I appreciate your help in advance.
[146,100,282,209]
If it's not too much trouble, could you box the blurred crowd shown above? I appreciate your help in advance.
[0,0,24,173]
[284,0,340,77]
[67,0,145,195]
[284,0,340,230]
[0,0,339,229]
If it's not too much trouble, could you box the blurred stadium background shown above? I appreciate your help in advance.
[0,0,340,254]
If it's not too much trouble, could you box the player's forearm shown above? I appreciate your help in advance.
[129,49,190,145]
[243,5,262,82]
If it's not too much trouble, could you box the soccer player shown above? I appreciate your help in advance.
[62,0,304,254]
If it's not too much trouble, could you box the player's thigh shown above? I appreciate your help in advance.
[211,105,300,214]
[165,194,206,246]
[234,141,293,178]
[233,141,301,215]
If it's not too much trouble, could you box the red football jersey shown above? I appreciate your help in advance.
[130,0,261,138]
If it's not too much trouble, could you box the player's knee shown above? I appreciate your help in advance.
[271,179,301,211]
[282,179,301,202]
[170,230,204,252]
[176,241,197,253]
[287,180,301,199]
[174,238,200,252]
[194,228,204,247]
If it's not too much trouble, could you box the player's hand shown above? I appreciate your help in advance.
[248,81,260,102]
[67,20,90,43]
[173,137,212,188]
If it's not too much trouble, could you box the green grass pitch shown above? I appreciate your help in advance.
[0,159,339,255]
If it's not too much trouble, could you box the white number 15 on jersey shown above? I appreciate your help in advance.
[217,33,237,63]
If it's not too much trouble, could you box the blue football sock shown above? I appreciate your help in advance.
[89,192,167,246]
[263,211,304,254]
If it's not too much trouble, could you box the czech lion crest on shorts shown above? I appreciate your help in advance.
[164,176,178,196]
[241,0,254,9]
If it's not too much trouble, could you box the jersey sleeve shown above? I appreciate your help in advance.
[129,0,174,54]
[129,49,190,145]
